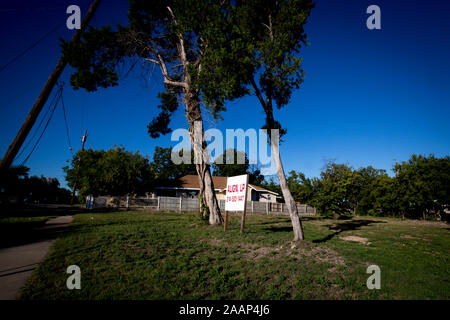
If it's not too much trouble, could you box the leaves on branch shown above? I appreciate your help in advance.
[147,85,181,138]
[61,26,128,92]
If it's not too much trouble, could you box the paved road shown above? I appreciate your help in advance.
[0,215,73,300]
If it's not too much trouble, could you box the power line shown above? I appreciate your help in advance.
[60,86,74,155]
[0,20,65,73]
[0,0,102,169]
[20,87,62,166]
[0,6,68,13]
[15,89,60,160]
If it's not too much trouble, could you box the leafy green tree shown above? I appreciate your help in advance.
[1,166,71,205]
[212,148,265,185]
[64,146,153,201]
[348,166,389,216]
[313,162,355,216]
[257,155,449,221]
[286,171,316,205]
[309,163,393,217]
[151,147,196,180]
[357,174,398,217]
[205,0,315,240]
[259,177,282,196]
[0,165,30,200]
[244,0,314,240]
[212,149,249,178]
[248,165,266,186]
[394,154,450,220]
[61,0,251,224]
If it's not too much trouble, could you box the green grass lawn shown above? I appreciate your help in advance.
[18,211,449,300]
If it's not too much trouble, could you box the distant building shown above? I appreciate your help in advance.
[155,175,280,203]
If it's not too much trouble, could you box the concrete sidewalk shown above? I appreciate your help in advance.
[0,215,73,300]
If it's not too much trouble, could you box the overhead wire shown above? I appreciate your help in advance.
[20,86,63,166]
[15,89,61,160]
[0,20,65,73]
[0,6,68,13]
[60,85,74,155]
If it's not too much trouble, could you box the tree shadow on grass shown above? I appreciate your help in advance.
[256,216,325,229]
[312,219,386,243]
[263,226,293,232]
[0,205,88,249]
[0,221,72,249]
[255,219,291,227]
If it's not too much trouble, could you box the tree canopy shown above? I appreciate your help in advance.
[151,146,196,180]
[283,154,450,221]
[212,148,265,185]
[64,146,153,200]
[0,166,71,205]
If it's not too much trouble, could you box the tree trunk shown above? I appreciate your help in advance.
[270,133,305,241]
[184,89,223,225]
[197,165,223,224]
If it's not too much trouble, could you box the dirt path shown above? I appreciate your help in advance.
[0,216,73,300]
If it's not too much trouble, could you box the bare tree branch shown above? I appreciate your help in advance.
[143,58,158,64]
[145,50,187,88]
[118,28,186,88]
[262,14,274,41]
[167,6,188,66]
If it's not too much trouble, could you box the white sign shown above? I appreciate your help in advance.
[225,174,248,211]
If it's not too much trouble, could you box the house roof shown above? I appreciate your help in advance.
[166,175,279,195]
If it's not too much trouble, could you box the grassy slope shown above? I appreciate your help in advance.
[19,211,449,300]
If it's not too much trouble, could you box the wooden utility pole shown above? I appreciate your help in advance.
[70,130,87,205]
[0,0,102,169]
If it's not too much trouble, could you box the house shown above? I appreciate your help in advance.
[154,175,280,203]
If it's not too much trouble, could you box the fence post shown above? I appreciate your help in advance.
[266,202,269,215]
[179,197,182,212]
[251,201,254,213]
[157,197,160,211]
[126,195,130,210]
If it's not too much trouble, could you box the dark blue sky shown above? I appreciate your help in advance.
[1,0,449,188]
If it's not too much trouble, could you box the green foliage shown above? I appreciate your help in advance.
[259,177,282,196]
[314,162,356,216]
[0,166,71,205]
[150,146,196,180]
[278,155,450,220]
[62,1,250,138]
[61,26,127,92]
[287,170,316,204]
[205,0,315,132]
[211,148,264,185]
[63,146,153,200]
[147,87,181,138]
[0,165,30,197]
[394,154,450,219]
[63,145,200,201]
[212,149,249,178]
